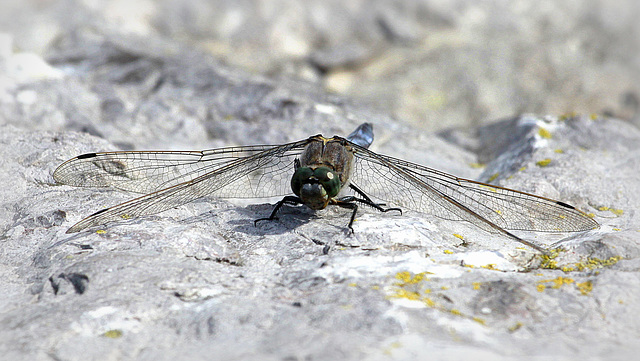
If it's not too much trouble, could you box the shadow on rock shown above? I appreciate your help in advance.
[231,204,315,236]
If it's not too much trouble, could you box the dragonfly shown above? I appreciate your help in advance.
[53,123,599,253]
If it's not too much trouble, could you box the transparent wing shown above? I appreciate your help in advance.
[348,140,599,235]
[53,145,294,194]
[56,139,312,233]
[346,123,374,149]
[54,123,373,193]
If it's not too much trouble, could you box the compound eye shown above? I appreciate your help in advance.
[291,167,314,197]
[314,167,341,198]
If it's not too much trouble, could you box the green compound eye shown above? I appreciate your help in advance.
[313,166,341,198]
[290,166,342,199]
[291,167,314,197]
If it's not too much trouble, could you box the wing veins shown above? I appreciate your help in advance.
[65,139,310,232]
[54,145,301,193]
[349,141,597,234]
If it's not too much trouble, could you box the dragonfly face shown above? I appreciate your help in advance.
[291,166,338,209]
[291,137,355,210]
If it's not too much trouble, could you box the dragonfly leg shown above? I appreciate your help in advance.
[347,184,403,215]
[334,200,358,233]
[335,194,402,233]
[254,196,303,226]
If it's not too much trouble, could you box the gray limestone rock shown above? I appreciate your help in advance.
[2,0,639,131]
[1,6,639,361]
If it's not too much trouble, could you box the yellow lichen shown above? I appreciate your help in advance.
[536,159,552,167]
[487,173,499,183]
[395,271,412,283]
[481,264,499,271]
[573,256,622,271]
[508,322,523,332]
[597,206,623,216]
[472,282,482,290]
[536,276,575,290]
[554,149,564,153]
[536,276,597,295]
[383,341,402,356]
[539,248,563,269]
[443,249,454,254]
[390,289,421,301]
[424,297,436,308]
[102,330,122,338]
[559,112,578,120]
[538,128,552,139]
[576,281,593,295]
[388,272,489,325]
[610,209,624,216]
[395,271,428,284]
[552,276,574,289]
[453,233,464,240]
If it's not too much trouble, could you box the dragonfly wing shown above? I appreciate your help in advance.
[54,145,295,194]
[55,124,374,194]
[349,142,598,234]
[63,139,311,233]
[346,123,374,149]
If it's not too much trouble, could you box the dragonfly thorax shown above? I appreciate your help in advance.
[291,166,341,210]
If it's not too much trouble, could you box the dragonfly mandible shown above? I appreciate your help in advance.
[53,123,599,252]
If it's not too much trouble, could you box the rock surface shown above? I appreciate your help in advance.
[2,0,639,131]
[1,2,640,360]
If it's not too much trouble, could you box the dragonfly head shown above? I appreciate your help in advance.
[291,166,341,210]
